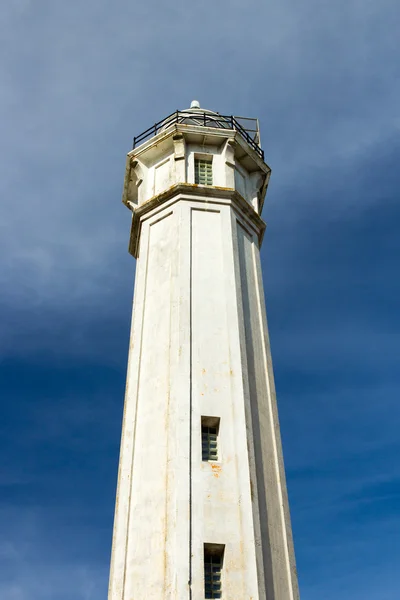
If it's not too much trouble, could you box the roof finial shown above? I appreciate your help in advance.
[190,100,200,109]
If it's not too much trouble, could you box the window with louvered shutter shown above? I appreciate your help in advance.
[204,546,224,599]
[202,425,218,461]
[195,158,213,185]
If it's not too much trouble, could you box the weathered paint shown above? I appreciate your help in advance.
[108,107,299,600]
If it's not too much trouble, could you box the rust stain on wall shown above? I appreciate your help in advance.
[211,464,222,478]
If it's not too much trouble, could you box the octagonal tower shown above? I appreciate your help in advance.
[108,102,299,600]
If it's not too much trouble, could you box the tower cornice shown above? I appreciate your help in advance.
[126,183,267,258]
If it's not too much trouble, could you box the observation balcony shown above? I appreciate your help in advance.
[133,107,264,161]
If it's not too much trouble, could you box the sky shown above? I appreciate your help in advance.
[1,0,400,598]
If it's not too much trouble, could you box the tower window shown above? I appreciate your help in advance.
[195,158,213,185]
[201,417,220,461]
[204,544,224,599]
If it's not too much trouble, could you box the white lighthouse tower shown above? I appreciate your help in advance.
[108,102,300,600]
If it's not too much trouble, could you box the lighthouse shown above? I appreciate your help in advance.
[108,102,300,600]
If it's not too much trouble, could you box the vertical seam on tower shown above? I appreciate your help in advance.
[189,205,193,599]
[225,210,247,596]
[163,222,174,595]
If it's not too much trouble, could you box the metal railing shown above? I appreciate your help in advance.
[132,110,264,160]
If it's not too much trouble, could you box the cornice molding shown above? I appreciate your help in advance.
[127,183,267,258]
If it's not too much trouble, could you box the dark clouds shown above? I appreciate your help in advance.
[1,0,400,597]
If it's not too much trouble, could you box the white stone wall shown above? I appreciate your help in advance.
[123,127,269,215]
[108,203,191,599]
[108,186,299,599]
[190,206,260,599]
[235,222,298,599]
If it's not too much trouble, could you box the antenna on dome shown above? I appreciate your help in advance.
[190,100,200,109]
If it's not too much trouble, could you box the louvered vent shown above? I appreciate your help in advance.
[195,158,213,185]
[202,425,218,461]
[204,546,224,599]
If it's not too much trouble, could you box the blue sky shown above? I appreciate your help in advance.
[1,0,400,598]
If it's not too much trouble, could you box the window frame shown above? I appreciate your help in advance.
[194,156,213,186]
[204,543,225,599]
[201,416,220,462]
